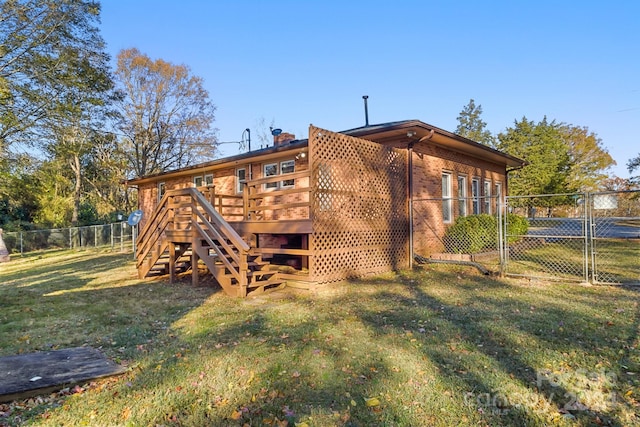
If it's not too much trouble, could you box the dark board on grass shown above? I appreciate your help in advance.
[0,347,126,403]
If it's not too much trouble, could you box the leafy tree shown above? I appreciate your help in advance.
[628,154,640,185]
[602,176,638,192]
[115,48,218,178]
[497,117,569,196]
[562,124,614,192]
[0,0,107,151]
[455,99,495,147]
[1,0,117,226]
[42,46,116,225]
[83,132,133,218]
[0,153,40,228]
[33,158,74,227]
[497,117,615,198]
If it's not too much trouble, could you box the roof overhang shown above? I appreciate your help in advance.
[126,139,309,186]
[342,120,526,169]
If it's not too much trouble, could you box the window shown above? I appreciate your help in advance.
[193,176,203,187]
[158,182,166,202]
[442,172,453,223]
[484,180,492,214]
[494,182,502,212]
[457,175,467,217]
[264,163,278,189]
[236,168,246,193]
[204,174,214,186]
[280,160,295,187]
[471,178,480,214]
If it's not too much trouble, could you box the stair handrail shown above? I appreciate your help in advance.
[136,189,188,270]
[137,190,173,249]
[188,188,249,293]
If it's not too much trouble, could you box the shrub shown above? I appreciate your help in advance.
[444,214,496,254]
[443,214,529,254]
[506,213,528,242]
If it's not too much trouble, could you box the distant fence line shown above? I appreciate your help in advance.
[3,222,136,256]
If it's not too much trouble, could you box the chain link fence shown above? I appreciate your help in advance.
[504,193,589,282]
[589,190,640,284]
[413,191,639,285]
[2,222,135,256]
[412,196,504,273]
[503,190,639,284]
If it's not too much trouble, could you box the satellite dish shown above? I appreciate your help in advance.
[127,210,143,226]
[271,128,282,136]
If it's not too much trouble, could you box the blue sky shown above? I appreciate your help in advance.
[100,1,639,179]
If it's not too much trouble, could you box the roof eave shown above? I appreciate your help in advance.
[342,120,526,168]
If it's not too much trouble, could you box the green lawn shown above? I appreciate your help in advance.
[505,237,639,284]
[1,250,639,426]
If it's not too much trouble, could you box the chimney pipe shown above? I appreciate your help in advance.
[362,95,369,126]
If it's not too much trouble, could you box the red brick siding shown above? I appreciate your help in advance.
[411,142,507,256]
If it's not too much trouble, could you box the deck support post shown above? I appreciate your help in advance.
[168,242,176,284]
[191,243,199,286]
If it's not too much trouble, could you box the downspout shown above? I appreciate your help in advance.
[408,130,435,269]
[408,141,414,269]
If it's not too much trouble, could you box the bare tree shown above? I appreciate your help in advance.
[115,48,218,178]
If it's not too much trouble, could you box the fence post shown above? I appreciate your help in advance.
[132,225,137,259]
[111,223,114,250]
[585,192,593,284]
[498,196,504,276]
[94,225,98,248]
[20,232,23,255]
[120,222,124,252]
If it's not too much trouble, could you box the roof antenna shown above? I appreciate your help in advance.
[362,95,369,126]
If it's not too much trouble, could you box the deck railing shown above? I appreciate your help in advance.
[195,170,311,222]
[243,170,311,221]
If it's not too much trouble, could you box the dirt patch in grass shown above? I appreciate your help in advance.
[1,251,639,426]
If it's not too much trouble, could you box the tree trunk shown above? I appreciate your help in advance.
[71,154,81,226]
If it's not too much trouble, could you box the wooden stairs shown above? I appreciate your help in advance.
[135,188,285,297]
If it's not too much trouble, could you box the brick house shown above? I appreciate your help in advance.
[127,120,524,296]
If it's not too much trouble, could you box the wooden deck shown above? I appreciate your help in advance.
[0,347,126,403]
[230,219,312,234]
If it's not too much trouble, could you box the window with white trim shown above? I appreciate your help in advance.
[280,160,295,187]
[204,174,214,186]
[442,172,453,223]
[193,175,203,187]
[457,175,467,217]
[484,180,492,214]
[236,168,246,193]
[471,178,480,214]
[494,182,502,212]
[158,182,166,202]
[264,163,278,189]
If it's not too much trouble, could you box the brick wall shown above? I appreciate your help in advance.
[412,142,507,256]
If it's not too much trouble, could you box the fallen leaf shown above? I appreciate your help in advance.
[121,407,131,421]
[231,409,242,420]
[365,397,380,407]
[246,370,255,385]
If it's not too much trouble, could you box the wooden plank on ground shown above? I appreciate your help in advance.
[0,347,126,403]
